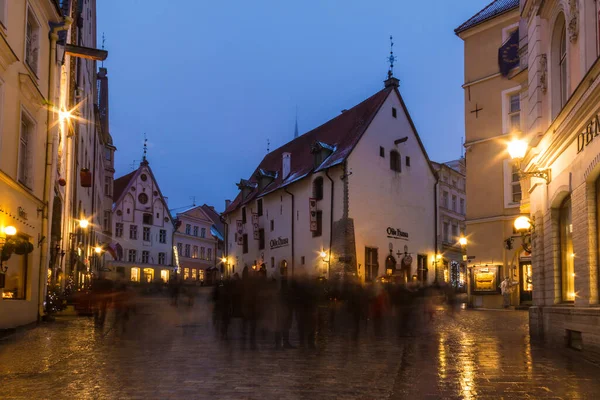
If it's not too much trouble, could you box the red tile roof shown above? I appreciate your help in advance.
[112,169,136,204]
[224,87,394,214]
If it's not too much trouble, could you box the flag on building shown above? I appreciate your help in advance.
[498,29,519,77]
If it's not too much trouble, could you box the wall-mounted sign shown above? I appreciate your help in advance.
[269,237,289,250]
[578,115,600,153]
[173,245,180,269]
[387,227,408,240]
[252,214,259,240]
[309,198,318,232]
[236,220,243,245]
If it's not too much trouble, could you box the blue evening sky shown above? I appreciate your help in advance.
[97,0,491,212]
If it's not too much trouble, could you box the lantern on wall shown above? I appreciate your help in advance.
[80,168,92,187]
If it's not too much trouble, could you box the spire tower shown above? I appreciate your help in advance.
[384,35,400,88]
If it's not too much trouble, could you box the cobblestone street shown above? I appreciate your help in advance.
[1,288,599,399]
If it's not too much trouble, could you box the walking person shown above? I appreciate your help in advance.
[500,276,517,309]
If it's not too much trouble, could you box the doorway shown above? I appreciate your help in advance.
[365,247,378,282]
[280,260,288,278]
[520,262,533,303]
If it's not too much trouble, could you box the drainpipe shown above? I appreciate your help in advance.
[325,169,334,279]
[39,17,73,320]
[433,176,439,283]
[284,187,295,277]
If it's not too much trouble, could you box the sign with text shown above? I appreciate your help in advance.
[387,227,409,240]
[578,114,600,153]
[269,237,289,250]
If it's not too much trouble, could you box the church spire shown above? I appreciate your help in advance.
[141,134,149,165]
[384,35,400,88]
[294,106,299,139]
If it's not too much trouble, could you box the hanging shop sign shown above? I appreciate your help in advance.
[578,115,600,153]
[309,198,318,232]
[252,214,259,240]
[236,220,243,245]
[269,237,289,250]
[386,227,409,240]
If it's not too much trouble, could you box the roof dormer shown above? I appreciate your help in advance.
[310,141,334,169]
[255,169,277,191]
[236,179,258,201]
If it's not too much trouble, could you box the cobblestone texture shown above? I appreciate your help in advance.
[1,289,599,399]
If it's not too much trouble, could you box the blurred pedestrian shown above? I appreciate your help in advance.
[501,276,517,309]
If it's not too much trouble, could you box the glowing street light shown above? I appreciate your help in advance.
[78,219,89,229]
[514,216,532,233]
[459,237,468,247]
[94,246,102,254]
[320,250,327,259]
[507,138,528,160]
[3,226,16,236]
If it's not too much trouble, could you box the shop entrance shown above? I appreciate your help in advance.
[520,262,533,303]
[385,255,397,276]
[280,260,288,278]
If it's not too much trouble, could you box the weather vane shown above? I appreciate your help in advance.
[101,32,106,67]
[143,133,148,161]
[387,35,397,79]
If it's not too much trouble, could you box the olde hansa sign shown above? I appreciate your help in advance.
[387,227,409,240]
[270,237,289,250]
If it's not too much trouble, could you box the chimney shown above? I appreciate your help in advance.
[282,152,291,179]
[225,199,231,209]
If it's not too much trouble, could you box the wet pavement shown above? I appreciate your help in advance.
[0,288,599,399]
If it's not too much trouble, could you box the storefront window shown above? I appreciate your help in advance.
[472,265,499,293]
[192,268,197,280]
[131,267,140,282]
[560,197,574,302]
[160,269,169,283]
[183,267,189,280]
[1,251,28,299]
[143,268,154,283]
[199,269,205,282]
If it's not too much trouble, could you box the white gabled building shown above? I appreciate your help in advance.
[223,76,439,284]
[107,159,175,283]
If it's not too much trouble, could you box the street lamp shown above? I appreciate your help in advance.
[514,216,532,232]
[459,236,467,247]
[78,219,89,229]
[507,138,551,183]
[320,250,330,277]
[513,216,533,253]
[3,226,17,236]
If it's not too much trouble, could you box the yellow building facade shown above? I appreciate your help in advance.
[0,0,66,328]
[456,0,532,308]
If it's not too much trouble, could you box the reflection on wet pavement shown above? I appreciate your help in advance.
[0,290,599,399]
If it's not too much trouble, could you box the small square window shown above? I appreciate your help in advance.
[392,107,397,118]
[406,156,411,167]
[380,146,385,158]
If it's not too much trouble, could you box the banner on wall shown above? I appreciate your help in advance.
[252,214,259,240]
[309,198,317,232]
[236,220,243,245]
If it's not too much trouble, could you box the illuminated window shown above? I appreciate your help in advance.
[199,269,205,282]
[1,237,29,299]
[131,267,140,282]
[160,269,169,283]
[184,268,190,280]
[192,269,197,280]
[143,268,154,283]
[192,245,198,259]
[560,197,574,302]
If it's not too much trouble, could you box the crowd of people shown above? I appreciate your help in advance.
[209,267,462,349]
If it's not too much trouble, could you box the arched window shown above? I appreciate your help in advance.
[559,27,567,108]
[313,177,324,200]
[390,150,401,172]
[551,13,567,119]
[559,196,574,302]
